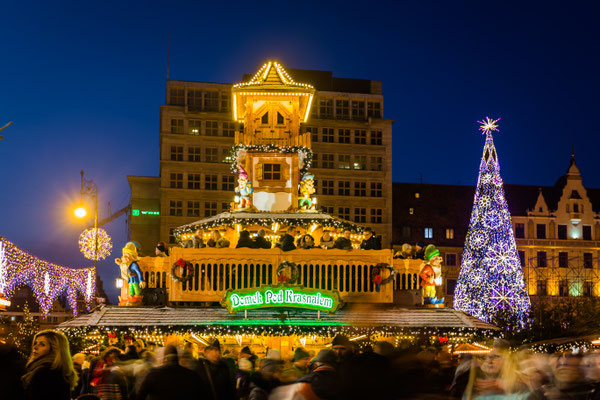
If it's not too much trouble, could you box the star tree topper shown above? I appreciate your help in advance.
[478,117,500,136]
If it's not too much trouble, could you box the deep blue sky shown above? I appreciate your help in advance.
[1,0,599,304]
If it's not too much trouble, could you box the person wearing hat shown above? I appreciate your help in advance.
[195,339,235,400]
[419,245,445,305]
[235,166,253,210]
[253,229,271,249]
[281,349,340,400]
[155,241,169,257]
[114,242,145,303]
[331,334,352,364]
[281,347,311,382]
[248,357,283,399]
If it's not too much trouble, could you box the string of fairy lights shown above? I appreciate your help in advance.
[229,144,313,176]
[0,236,95,315]
[453,118,531,330]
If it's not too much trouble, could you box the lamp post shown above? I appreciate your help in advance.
[75,170,99,276]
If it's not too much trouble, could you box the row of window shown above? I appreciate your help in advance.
[530,251,596,269]
[307,127,383,145]
[169,173,235,190]
[169,146,231,163]
[536,280,594,297]
[170,119,236,136]
[313,154,383,171]
[169,87,231,113]
[399,226,455,240]
[319,207,383,223]
[515,223,594,240]
[313,98,382,120]
[317,180,383,197]
[169,200,230,218]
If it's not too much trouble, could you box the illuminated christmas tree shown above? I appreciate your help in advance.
[9,301,39,357]
[453,117,531,330]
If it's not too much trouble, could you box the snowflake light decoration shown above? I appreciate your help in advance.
[79,228,112,261]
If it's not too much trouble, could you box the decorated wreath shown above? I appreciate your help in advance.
[171,258,194,283]
[277,261,300,284]
[370,263,397,292]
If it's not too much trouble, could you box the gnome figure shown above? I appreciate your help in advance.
[419,245,445,305]
[298,173,317,211]
[115,242,145,305]
[234,166,253,209]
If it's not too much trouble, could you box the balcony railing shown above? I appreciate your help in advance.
[131,248,424,305]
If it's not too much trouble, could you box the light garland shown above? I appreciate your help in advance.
[229,144,313,176]
[78,228,112,261]
[453,118,531,330]
[0,235,95,315]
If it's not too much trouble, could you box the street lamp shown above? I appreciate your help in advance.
[74,170,99,276]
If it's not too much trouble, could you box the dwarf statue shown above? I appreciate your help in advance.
[115,242,145,305]
[298,173,317,211]
[419,245,445,305]
[234,166,253,210]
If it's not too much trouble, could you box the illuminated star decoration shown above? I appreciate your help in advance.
[0,235,95,315]
[478,117,500,136]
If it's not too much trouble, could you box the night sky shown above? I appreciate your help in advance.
[1,1,599,304]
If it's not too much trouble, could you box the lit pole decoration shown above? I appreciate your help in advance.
[0,235,95,315]
[453,117,531,330]
[79,228,112,260]
[74,170,101,279]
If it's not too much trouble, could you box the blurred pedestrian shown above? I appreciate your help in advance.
[248,358,283,400]
[253,229,271,249]
[281,347,311,382]
[0,342,26,400]
[195,340,235,400]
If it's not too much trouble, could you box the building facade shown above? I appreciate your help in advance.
[129,64,393,253]
[393,156,600,302]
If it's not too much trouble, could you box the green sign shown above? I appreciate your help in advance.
[221,286,342,314]
[132,209,160,216]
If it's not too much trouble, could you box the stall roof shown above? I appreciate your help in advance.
[57,304,499,332]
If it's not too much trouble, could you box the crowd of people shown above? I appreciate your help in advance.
[5,330,600,399]
[179,226,382,253]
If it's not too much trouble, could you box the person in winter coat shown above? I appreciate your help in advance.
[284,349,341,400]
[248,358,283,400]
[333,230,353,250]
[253,229,271,249]
[207,230,230,248]
[359,228,381,250]
[281,347,311,382]
[0,342,26,400]
[319,231,335,249]
[195,340,235,400]
[22,330,77,400]
[297,234,315,249]
[135,345,209,400]
[277,226,297,252]
[236,230,256,249]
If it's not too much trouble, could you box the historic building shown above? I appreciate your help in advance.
[129,63,393,253]
[393,155,600,302]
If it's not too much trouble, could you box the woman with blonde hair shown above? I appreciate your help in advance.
[22,329,77,400]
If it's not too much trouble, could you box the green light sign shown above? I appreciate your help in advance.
[132,209,160,216]
[221,285,342,314]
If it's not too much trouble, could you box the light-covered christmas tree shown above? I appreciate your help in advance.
[9,301,39,358]
[453,117,531,330]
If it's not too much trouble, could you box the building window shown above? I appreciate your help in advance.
[409,208,414,215]
[169,87,184,105]
[335,99,349,119]
[354,129,367,144]
[446,228,454,239]
[169,200,182,216]
[338,129,351,144]
[573,203,579,213]
[367,100,381,118]
[338,207,350,220]
[221,149,232,163]
[537,280,547,296]
[170,146,183,161]
[187,201,200,217]
[537,251,547,268]
[518,250,525,266]
[514,223,525,238]
[222,175,234,191]
[169,173,183,189]
[204,91,219,111]
[536,224,546,239]
[206,121,218,136]
[424,228,433,239]
[222,122,235,137]
[446,279,457,295]
[354,208,366,223]
[415,193,420,199]
[338,155,351,169]
[338,181,350,196]
[222,202,230,212]
[322,154,334,169]
[204,175,218,190]
[370,130,383,145]
[171,119,184,134]
[353,155,366,170]
[306,126,318,142]
[204,148,218,163]
[261,112,269,124]
[370,208,382,223]
[169,228,176,244]
[188,89,202,112]
[276,112,284,125]
[583,225,592,240]
[323,206,334,215]
[322,128,335,143]
[188,147,202,162]
[220,92,230,112]
[319,98,333,119]
[204,202,217,217]
[559,252,569,268]
[446,254,457,266]
[263,164,281,180]
[312,154,318,168]
[559,280,569,297]
[188,174,201,189]
[354,182,366,197]
[370,156,383,171]
[584,253,593,268]
[402,226,411,237]
[557,224,567,239]
[322,180,334,195]
[188,120,201,135]
[351,100,365,120]
[584,282,593,297]
[370,182,382,197]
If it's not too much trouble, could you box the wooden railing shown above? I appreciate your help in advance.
[131,248,424,305]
